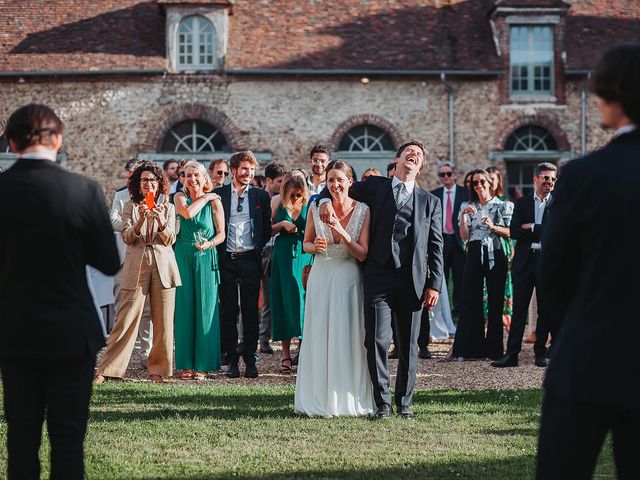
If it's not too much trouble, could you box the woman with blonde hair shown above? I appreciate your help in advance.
[94,161,181,383]
[270,172,313,373]
[173,160,225,379]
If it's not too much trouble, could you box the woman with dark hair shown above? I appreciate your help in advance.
[174,160,225,380]
[270,172,312,373]
[94,161,181,383]
[447,168,513,361]
[486,166,513,330]
[295,161,374,417]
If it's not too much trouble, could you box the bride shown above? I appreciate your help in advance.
[294,161,375,417]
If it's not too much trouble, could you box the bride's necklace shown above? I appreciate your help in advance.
[334,202,355,222]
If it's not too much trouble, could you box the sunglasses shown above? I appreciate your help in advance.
[539,175,557,183]
[438,171,454,178]
[237,195,245,213]
[216,170,229,177]
[290,193,303,200]
[472,179,487,187]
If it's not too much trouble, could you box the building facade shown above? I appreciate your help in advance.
[1,0,638,197]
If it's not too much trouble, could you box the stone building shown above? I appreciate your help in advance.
[0,0,638,197]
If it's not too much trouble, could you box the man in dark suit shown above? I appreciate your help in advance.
[214,151,271,379]
[431,162,468,320]
[0,104,120,480]
[536,44,640,479]
[491,162,557,369]
[320,141,444,419]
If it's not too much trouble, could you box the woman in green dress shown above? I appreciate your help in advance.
[174,160,225,380]
[270,172,312,374]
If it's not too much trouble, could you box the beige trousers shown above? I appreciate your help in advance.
[97,248,175,378]
[114,265,153,355]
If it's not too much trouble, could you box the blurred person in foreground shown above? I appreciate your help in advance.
[536,43,640,479]
[0,104,120,479]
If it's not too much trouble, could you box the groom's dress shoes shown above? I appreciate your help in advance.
[374,404,392,419]
[226,362,240,378]
[491,354,518,368]
[534,355,548,368]
[398,406,415,420]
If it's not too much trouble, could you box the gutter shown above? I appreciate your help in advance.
[440,73,456,166]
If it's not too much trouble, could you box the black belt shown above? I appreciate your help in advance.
[226,251,254,260]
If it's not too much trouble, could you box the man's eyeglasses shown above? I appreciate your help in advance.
[438,171,454,178]
[237,195,245,212]
[472,179,487,187]
[538,175,557,183]
[141,178,158,184]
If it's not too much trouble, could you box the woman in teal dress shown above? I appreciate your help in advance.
[270,172,312,374]
[173,160,225,380]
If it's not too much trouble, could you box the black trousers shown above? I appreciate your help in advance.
[442,233,466,317]
[219,253,262,360]
[364,262,422,409]
[537,391,640,479]
[0,356,96,480]
[417,308,431,350]
[452,241,507,359]
[506,250,553,357]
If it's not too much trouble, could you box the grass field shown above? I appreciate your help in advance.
[0,384,616,479]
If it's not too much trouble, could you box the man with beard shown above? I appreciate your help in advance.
[491,162,557,369]
[307,145,330,195]
[163,159,179,194]
[215,151,272,378]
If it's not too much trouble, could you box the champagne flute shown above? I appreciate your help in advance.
[193,229,207,256]
[316,220,332,261]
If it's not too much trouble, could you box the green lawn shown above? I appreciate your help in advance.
[0,385,616,479]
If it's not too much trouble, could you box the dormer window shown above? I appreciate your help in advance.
[510,26,554,97]
[162,1,231,73]
[177,15,215,70]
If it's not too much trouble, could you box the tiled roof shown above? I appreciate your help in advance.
[0,0,638,74]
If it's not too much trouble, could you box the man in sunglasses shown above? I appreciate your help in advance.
[215,151,272,379]
[208,158,229,189]
[492,162,557,369]
[430,163,468,321]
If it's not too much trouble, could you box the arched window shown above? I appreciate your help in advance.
[161,120,230,153]
[177,15,215,70]
[338,125,395,152]
[504,125,558,152]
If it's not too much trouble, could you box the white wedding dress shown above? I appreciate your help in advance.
[294,201,375,417]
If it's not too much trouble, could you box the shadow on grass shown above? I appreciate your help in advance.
[86,385,543,423]
[150,455,536,480]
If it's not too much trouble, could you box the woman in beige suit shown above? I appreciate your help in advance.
[94,161,181,383]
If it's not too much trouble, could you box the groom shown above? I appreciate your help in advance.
[320,141,444,419]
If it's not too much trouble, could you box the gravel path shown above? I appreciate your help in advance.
[109,338,546,390]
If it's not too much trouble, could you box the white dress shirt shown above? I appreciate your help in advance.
[531,192,551,250]
[227,185,254,252]
[307,176,326,196]
[391,176,415,194]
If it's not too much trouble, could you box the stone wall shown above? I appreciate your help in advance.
[0,74,612,199]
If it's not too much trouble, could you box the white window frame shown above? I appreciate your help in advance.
[510,25,554,98]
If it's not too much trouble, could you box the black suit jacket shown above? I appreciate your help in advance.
[318,176,444,300]
[214,184,272,262]
[510,194,550,274]
[431,184,468,249]
[0,158,120,359]
[540,128,640,409]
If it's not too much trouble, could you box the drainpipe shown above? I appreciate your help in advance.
[440,72,456,166]
[581,85,587,155]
